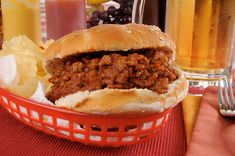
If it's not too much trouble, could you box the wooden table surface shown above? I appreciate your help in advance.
[182,95,202,144]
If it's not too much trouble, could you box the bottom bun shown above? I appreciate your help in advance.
[55,67,188,115]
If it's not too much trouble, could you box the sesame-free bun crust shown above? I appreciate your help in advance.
[55,68,188,115]
[45,24,175,60]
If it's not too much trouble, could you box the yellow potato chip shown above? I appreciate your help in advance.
[1,36,46,84]
[40,39,54,49]
[7,77,38,98]
[0,51,9,57]
[7,75,51,98]
[37,61,47,76]
[3,35,45,63]
[2,35,41,52]
[1,35,52,98]
[13,51,38,84]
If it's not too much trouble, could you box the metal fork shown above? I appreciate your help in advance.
[218,76,235,117]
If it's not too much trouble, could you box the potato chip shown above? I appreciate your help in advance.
[37,61,47,76]
[2,35,45,65]
[40,39,54,49]
[2,35,42,52]
[0,50,9,57]
[0,35,52,98]
[1,36,45,82]
[7,76,39,98]
[7,75,51,98]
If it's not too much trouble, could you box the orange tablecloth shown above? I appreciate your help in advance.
[187,87,235,156]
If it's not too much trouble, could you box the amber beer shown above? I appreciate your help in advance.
[166,0,235,76]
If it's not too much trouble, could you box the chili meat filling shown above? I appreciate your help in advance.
[46,49,178,102]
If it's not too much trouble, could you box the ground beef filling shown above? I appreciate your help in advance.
[46,49,178,102]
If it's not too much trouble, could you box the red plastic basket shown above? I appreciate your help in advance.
[0,87,172,147]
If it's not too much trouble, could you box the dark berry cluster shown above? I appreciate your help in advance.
[87,0,134,28]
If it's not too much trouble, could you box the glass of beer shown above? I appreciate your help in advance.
[165,0,235,94]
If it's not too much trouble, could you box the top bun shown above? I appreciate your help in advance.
[45,23,175,60]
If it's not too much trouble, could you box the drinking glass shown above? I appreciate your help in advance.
[165,0,235,94]
[45,0,86,40]
[132,0,146,24]
[142,0,166,30]
[1,0,41,44]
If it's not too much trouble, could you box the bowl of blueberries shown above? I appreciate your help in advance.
[87,0,145,28]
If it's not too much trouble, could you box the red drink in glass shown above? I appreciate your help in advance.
[45,0,86,40]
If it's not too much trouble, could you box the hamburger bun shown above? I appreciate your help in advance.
[45,23,175,61]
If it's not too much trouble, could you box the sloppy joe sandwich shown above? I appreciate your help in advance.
[45,23,188,115]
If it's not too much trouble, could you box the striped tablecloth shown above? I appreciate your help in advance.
[0,104,186,156]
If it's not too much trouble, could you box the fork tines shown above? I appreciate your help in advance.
[218,76,235,117]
